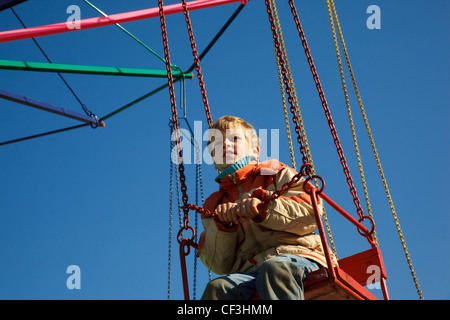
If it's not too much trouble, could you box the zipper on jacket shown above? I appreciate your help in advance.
[229,174,243,198]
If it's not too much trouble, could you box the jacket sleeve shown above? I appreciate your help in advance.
[198,217,239,275]
[197,191,240,275]
[251,167,321,236]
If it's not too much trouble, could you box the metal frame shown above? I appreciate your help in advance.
[0,88,102,126]
[0,0,26,12]
[0,0,247,43]
[0,59,193,78]
[305,187,390,300]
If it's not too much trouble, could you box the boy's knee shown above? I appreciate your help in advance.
[260,258,292,273]
[258,257,304,283]
[256,257,305,300]
[201,278,233,300]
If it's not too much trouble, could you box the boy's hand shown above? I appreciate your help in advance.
[234,198,261,220]
[216,202,239,225]
[216,198,261,225]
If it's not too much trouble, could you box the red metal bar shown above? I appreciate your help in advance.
[333,268,378,300]
[319,192,373,240]
[380,277,390,300]
[179,237,198,300]
[0,0,248,43]
[179,239,191,300]
[310,188,336,281]
[310,188,390,300]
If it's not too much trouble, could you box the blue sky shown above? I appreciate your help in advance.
[0,0,448,300]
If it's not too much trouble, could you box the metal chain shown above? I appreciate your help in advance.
[327,0,423,299]
[270,3,296,171]
[193,161,201,300]
[265,0,311,173]
[269,0,337,257]
[184,0,318,219]
[158,0,193,241]
[181,0,214,128]
[167,122,174,300]
[196,155,212,282]
[184,0,317,218]
[276,55,296,171]
[324,0,377,245]
[183,0,376,248]
[288,0,365,222]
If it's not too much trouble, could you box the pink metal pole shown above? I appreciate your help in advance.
[0,0,248,43]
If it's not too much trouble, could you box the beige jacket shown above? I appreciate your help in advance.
[198,160,330,275]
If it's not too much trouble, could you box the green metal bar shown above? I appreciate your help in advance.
[0,59,193,78]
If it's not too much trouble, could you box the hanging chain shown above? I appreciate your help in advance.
[184,0,375,244]
[276,55,296,171]
[158,0,194,243]
[185,0,316,219]
[270,0,337,256]
[264,0,311,173]
[270,0,313,173]
[288,0,366,224]
[327,0,423,299]
[325,0,377,245]
[167,122,174,300]
[181,0,213,128]
[186,0,319,218]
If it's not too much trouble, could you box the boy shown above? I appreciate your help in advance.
[198,116,329,300]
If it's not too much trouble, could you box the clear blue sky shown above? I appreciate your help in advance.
[0,0,448,300]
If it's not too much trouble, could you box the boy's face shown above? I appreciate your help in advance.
[209,127,259,171]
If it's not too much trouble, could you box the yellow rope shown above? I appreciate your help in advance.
[325,0,378,245]
[327,0,423,300]
[270,0,337,256]
[274,42,296,171]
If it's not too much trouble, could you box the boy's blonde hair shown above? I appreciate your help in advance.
[208,116,259,149]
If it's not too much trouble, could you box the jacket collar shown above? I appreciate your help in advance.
[217,158,287,189]
[215,155,258,183]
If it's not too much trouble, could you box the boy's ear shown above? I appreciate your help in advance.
[253,145,260,160]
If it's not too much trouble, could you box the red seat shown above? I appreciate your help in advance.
[304,246,388,300]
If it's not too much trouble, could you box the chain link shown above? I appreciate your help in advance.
[265,0,311,174]
[167,122,174,299]
[269,0,337,257]
[158,0,192,237]
[181,0,213,129]
[288,0,365,221]
[327,0,423,299]
[185,1,318,219]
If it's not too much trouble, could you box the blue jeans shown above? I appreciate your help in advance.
[201,254,320,300]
